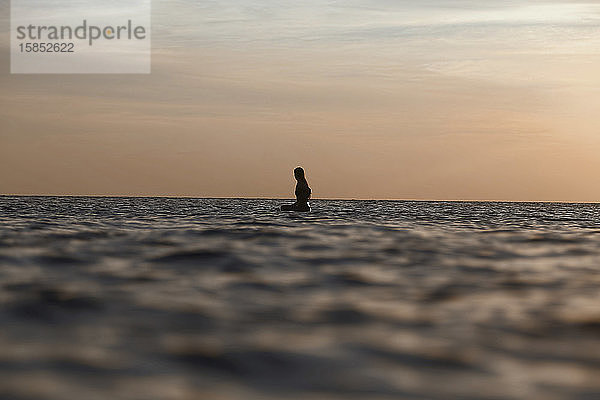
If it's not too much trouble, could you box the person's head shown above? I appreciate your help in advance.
[294,166,305,180]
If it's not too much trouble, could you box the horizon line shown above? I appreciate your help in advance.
[1,193,600,204]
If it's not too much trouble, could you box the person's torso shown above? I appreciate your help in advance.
[295,181,311,201]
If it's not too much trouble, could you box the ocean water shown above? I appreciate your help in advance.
[1,196,600,400]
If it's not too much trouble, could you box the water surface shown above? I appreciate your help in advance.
[1,196,600,399]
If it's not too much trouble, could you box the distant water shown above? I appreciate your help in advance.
[1,196,600,400]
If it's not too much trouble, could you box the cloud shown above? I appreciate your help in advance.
[3,0,600,199]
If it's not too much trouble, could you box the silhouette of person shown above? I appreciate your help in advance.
[281,166,311,211]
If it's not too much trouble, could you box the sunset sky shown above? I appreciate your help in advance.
[2,0,600,200]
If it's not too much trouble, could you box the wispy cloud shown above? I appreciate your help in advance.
[3,0,600,199]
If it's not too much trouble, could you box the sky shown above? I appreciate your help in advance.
[1,0,600,200]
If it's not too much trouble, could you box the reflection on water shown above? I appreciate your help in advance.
[1,196,600,399]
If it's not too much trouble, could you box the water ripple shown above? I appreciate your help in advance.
[1,196,600,399]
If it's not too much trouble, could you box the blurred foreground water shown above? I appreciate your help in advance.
[1,196,600,400]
